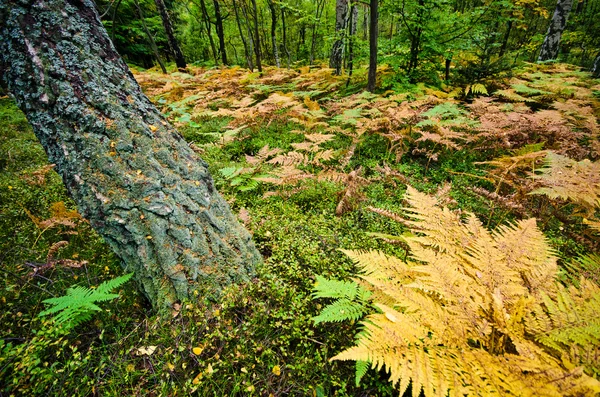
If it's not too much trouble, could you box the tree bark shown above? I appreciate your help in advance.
[153,0,187,69]
[213,0,228,65]
[267,0,280,67]
[250,0,263,71]
[367,0,378,92]
[281,8,291,68]
[538,0,574,61]
[592,54,600,78]
[346,4,358,87]
[0,0,261,310]
[329,0,348,75]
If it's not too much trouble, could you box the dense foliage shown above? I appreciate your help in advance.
[1,58,599,395]
[97,0,600,83]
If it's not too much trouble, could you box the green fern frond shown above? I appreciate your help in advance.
[355,360,369,387]
[312,275,361,300]
[39,273,133,330]
[312,298,370,324]
[559,254,600,287]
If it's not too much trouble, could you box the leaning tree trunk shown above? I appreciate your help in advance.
[267,0,280,68]
[329,0,348,75]
[0,0,261,310]
[153,0,187,69]
[367,0,379,92]
[538,0,574,61]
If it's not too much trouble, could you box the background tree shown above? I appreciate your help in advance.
[538,0,574,61]
[330,0,348,75]
[367,0,378,91]
[0,0,262,310]
[154,0,187,69]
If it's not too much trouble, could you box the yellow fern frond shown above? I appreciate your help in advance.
[532,152,600,211]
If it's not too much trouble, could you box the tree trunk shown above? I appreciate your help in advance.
[367,0,379,92]
[240,0,257,70]
[538,0,574,61]
[153,0,187,69]
[233,0,254,70]
[0,0,262,311]
[199,0,220,66]
[281,8,291,68]
[592,54,600,78]
[213,0,228,65]
[329,0,348,75]
[267,0,280,67]
[346,4,358,87]
[309,0,325,66]
[134,0,167,74]
[499,20,513,57]
[250,0,263,72]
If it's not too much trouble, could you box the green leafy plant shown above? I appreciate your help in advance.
[39,273,133,330]
[313,187,600,396]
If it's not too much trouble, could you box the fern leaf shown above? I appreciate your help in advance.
[312,275,360,300]
[312,298,369,324]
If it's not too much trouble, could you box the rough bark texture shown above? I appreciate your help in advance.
[153,0,187,69]
[329,0,348,75]
[538,0,574,61]
[367,0,379,92]
[0,0,262,310]
[592,54,600,78]
[233,0,253,70]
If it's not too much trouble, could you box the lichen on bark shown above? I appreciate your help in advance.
[0,0,262,310]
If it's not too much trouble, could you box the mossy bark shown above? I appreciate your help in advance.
[0,0,262,310]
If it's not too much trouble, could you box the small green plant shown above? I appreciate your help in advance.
[39,273,133,330]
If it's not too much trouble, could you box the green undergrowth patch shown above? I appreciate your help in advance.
[2,62,599,396]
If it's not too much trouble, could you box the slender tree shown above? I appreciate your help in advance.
[250,0,263,71]
[329,0,349,74]
[233,0,254,70]
[538,0,574,61]
[133,0,167,74]
[367,0,379,91]
[198,0,220,65]
[0,0,262,310]
[281,7,292,68]
[153,0,187,69]
[267,0,281,67]
[213,0,228,65]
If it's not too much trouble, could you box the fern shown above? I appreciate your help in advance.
[531,152,600,211]
[39,273,133,330]
[311,275,372,324]
[313,187,600,396]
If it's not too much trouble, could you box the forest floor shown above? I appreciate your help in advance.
[1,62,599,396]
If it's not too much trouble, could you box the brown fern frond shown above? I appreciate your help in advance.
[335,168,369,216]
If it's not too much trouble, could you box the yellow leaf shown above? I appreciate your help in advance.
[149,125,158,132]
[192,372,202,385]
[206,363,214,374]
[192,347,203,355]
[241,367,248,373]
[166,362,175,371]
[272,365,281,376]
[135,345,157,356]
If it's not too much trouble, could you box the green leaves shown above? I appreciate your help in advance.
[39,273,133,330]
[311,275,371,324]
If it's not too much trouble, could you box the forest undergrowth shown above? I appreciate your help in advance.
[1,62,599,396]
